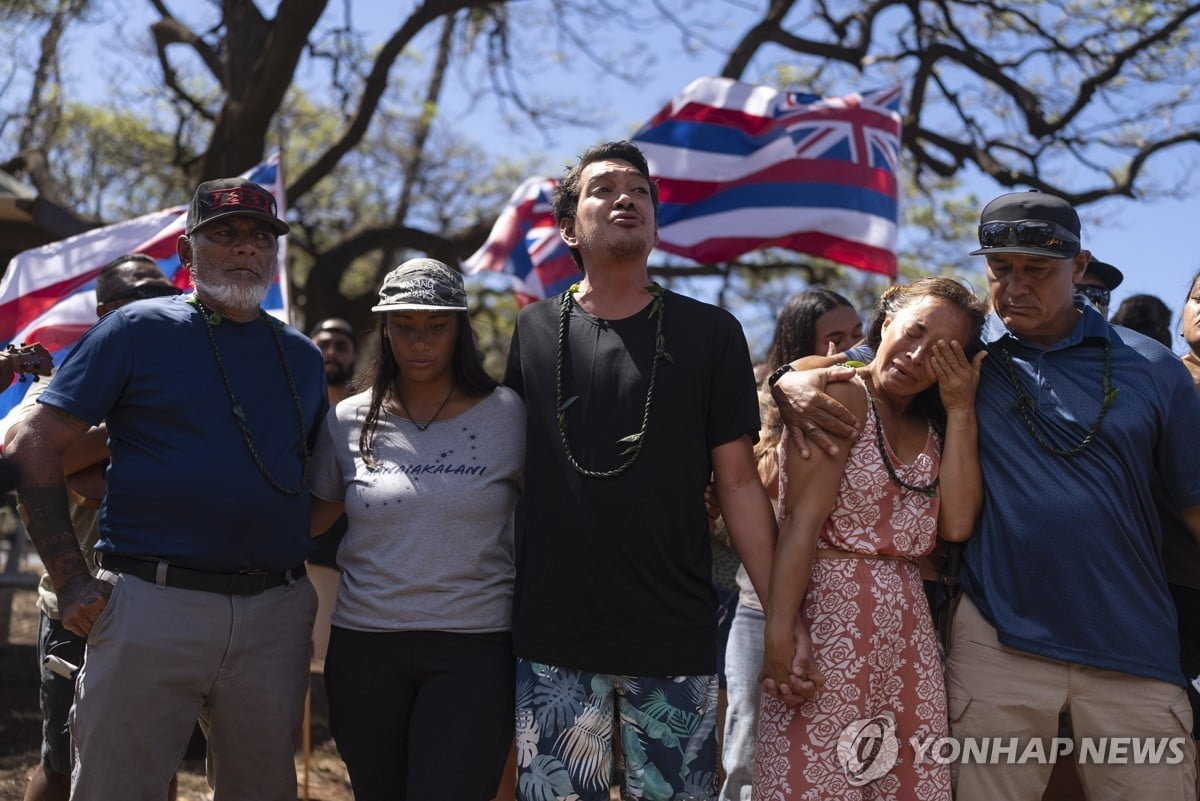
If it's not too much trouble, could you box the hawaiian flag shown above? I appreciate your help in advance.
[0,153,289,422]
[463,78,901,301]
[461,176,580,306]
[635,77,901,276]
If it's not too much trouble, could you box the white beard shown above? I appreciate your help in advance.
[190,266,271,315]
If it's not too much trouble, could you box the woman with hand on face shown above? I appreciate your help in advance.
[753,277,987,800]
[309,258,524,801]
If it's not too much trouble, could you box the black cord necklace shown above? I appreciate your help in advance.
[189,295,310,496]
[994,339,1116,457]
[394,385,455,431]
[554,282,670,478]
[865,381,939,498]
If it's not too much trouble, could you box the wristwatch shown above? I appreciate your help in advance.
[767,363,795,388]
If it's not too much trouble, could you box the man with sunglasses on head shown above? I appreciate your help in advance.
[1074,257,1124,319]
[772,190,1200,800]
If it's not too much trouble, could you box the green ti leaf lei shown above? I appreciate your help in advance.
[995,339,1117,458]
[554,282,670,478]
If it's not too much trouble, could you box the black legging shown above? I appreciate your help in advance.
[325,626,515,801]
[1169,583,1200,739]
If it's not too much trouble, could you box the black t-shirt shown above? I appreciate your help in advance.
[504,289,759,675]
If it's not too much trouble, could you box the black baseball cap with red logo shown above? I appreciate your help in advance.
[186,177,290,236]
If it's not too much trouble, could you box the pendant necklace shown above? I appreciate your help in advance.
[394,385,456,431]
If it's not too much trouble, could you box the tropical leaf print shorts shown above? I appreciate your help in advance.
[514,658,719,801]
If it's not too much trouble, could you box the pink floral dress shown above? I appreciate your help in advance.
[754,379,951,800]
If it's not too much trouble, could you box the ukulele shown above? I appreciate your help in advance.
[6,342,52,382]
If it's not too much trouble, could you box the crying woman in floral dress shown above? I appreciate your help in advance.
[754,278,987,801]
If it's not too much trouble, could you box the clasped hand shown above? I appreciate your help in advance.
[760,614,826,707]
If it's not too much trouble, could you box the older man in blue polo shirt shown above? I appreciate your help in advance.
[9,178,327,801]
[774,190,1200,800]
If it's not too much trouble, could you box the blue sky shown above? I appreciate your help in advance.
[60,2,1198,352]
[388,4,1196,351]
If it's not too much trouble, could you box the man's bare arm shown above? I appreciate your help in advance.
[711,435,776,607]
[770,358,859,458]
[1184,506,1200,550]
[8,403,110,636]
[61,425,110,476]
[310,496,346,537]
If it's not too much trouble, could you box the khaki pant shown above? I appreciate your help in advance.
[71,568,316,801]
[307,562,340,670]
[945,594,1196,801]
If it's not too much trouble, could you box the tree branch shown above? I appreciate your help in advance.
[286,0,498,202]
[150,18,221,120]
[198,0,328,179]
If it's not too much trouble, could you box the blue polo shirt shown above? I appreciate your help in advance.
[39,295,328,572]
[961,303,1200,684]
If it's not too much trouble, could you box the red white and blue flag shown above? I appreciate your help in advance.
[635,77,901,275]
[0,153,289,421]
[461,176,579,306]
[464,77,901,301]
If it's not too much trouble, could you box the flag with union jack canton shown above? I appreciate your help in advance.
[461,176,581,306]
[634,77,902,277]
[464,78,902,301]
[0,153,289,424]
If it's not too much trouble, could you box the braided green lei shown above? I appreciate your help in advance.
[554,282,671,478]
[189,295,311,495]
[995,340,1117,458]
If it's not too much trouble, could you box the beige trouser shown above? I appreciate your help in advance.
[306,562,340,670]
[945,594,1197,801]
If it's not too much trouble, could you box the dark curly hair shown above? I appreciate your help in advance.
[1112,294,1173,348]
[552,141,660,269]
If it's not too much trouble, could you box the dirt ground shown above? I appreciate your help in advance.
[0,582,353,801]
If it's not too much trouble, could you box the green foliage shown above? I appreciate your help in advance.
[51,103,178,218]
[470,281,520,380]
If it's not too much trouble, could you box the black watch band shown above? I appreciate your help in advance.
[767,363,794,388]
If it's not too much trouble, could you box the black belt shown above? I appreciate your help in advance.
[99,554,306,596]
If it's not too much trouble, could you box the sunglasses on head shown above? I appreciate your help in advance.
[977,220,1080,251]
[105,284,184,303]
[1075,285,1111,307]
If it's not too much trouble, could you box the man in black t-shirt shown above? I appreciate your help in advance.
[504,141,778,801]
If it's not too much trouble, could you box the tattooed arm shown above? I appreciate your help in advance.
[8,402,111,637]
